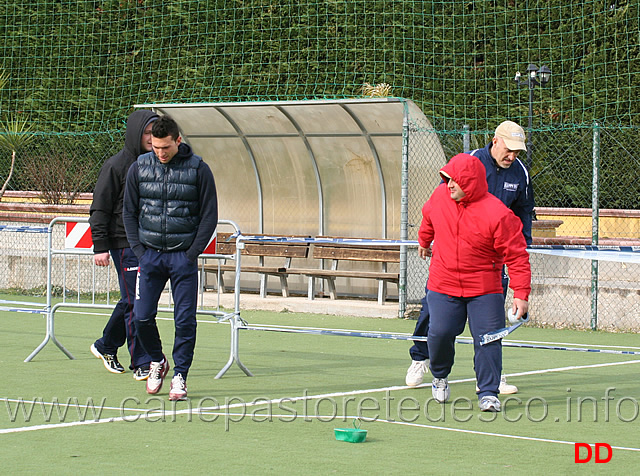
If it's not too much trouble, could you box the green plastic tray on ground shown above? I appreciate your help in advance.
[334,419,367,443]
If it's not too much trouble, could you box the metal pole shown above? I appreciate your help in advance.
[527,84,534,171]
[463,124,470,152]
[590,122,600,330]
[398,106,410,319]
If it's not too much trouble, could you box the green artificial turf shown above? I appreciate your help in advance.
[1,299,639,474]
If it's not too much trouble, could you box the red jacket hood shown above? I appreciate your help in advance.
[439,153,488,204]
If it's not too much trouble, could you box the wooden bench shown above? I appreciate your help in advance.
[287,239,401,305]
[202,233,311,298]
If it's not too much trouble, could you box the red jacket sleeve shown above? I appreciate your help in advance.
[493,210,532,301]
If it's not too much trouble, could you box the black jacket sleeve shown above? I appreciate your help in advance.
[89,161,120,253]
[123,162,146,259]
[185,161,219,262]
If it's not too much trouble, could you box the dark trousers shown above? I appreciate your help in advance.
[94,247,152,370]
[134,249,198,378]
[409,268,509,361]
[427,291,504,398]
[409,290,431,361]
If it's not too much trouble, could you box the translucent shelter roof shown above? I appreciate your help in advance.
[136,98,445,239]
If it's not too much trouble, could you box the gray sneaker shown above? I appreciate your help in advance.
[405,360,429,387]
[479,395,501,412]
[431,377,450,403]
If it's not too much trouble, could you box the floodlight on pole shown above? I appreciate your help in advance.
[514,63,552,170]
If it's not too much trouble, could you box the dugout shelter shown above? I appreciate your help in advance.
[136,98,447,315]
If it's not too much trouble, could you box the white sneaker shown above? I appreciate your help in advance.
[479,395,501,412]
[431,377,450,403]
[169,373,188,401]
[475,375,518,394]
[146,357,169,395]
[499,375,518,394]
[405,360,429,387]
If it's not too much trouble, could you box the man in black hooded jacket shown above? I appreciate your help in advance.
[88,109,157,380]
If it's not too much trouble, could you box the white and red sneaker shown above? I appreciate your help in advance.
[146,357,169,394]
[169,373,188,401]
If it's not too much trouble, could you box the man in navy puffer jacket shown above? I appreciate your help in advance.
[124,115,218,401]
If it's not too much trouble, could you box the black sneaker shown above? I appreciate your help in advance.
[133,367,151,381]
[90,343,125,373]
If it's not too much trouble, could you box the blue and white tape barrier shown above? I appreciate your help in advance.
[527,247,640,264]
[238,324,640,355]
[0,225,48,233]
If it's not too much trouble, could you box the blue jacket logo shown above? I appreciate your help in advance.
[503,182,519,192]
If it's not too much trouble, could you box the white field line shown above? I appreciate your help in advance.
[5,358,639,415]
[381,419,640,452]
[2,358,640,451]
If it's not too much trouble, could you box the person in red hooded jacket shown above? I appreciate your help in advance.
[419,153,531,412]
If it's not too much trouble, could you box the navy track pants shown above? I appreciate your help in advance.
[427,291,504,398]
[134,249,198,378]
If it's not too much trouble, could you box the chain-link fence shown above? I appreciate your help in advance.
[0,223,121,301]
[405,119,640,332]
[3,121,640,332]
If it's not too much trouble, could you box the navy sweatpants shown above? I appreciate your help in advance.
[409,290,431,361]
[409,268,509,361]
[134,249,199,378]
[427,291,504,398]
[94,247,151,370]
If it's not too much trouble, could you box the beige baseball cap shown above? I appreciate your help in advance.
[495,121,527,151]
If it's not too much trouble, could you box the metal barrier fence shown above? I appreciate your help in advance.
[3,119,640,333]
[4,218,640,383]
[204,234,640,379]
[0,218,243,374]
[3,217,640,333]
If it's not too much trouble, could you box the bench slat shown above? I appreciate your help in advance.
[288,268,398,280]
[313,245,399,262]
[203,233,311,298]
[203,264,287,274]
[215,233,310,258]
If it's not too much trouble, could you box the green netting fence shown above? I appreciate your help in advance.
[1,1,639,196]
[1,1,638,131]
[1,1,640,329]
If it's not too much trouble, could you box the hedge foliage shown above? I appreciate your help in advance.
[0,1,639,208]
[0,0,638,132]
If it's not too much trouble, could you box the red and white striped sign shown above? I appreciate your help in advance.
[65,222,217,254]
[65,222,94,249]
[202,231,217,255]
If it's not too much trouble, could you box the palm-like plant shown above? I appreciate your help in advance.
[0,69,36,200]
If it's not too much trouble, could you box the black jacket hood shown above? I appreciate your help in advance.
[123,109,160,160]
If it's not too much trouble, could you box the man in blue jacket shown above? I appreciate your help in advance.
[406,121,534,395]
[123,115,218,401]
